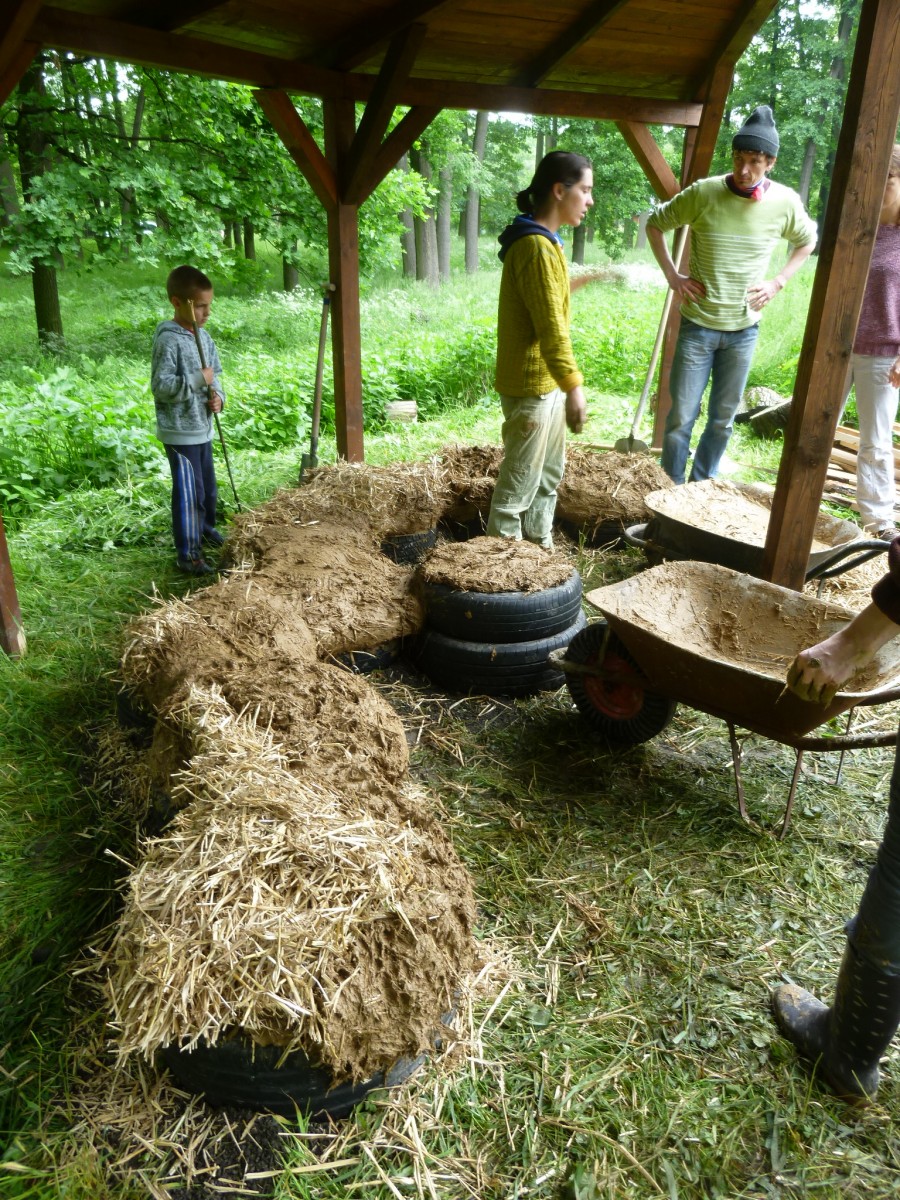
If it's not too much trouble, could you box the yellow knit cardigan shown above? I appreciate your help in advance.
[494,235,583,397]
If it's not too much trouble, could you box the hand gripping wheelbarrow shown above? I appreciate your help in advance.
[554,561,900,838]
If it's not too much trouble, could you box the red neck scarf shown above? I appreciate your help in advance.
[726,173,771,202]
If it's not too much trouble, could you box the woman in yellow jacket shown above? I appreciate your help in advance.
[486,150,594,548]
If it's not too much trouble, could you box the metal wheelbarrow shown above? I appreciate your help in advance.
[554,561,900,838]
[624,480,886,583]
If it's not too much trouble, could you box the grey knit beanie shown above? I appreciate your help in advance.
[732,106,779,157]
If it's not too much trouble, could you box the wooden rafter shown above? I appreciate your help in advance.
[0,0,39,73]
[113,0,227,34]
[615,122,679,200]
[355,105,440,205]
[343,24,426,204]
[514,0,630,88]
[31,7,702,125]
[322,0,454,71]
[254,89,336,210]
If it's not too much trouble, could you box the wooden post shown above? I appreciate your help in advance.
[761,0,900,588]
[0,512,25,657]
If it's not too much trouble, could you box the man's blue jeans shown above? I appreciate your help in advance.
[661,318,760,484]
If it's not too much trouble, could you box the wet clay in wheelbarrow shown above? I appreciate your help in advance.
[585,561,900,742]
[642,479,863,577]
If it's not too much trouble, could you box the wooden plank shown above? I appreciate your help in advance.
[762,0,900,587]
[0,0,40,77]
[0,511,25,658]
[324,0,454,70]
[0,35,32,106]
[115,0,227,34]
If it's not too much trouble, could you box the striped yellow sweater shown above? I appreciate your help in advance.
[646,176,817,331]
[494,235,583,396]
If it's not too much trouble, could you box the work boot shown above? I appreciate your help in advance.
[772,941,900,1102]
[176,556,216,577]
[203,528,226,548]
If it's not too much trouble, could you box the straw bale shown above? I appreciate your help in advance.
[227,462,449,561]
[103,687,476,1082]
[556,446,673,529]
[439,443,503,517]
[420,535,573,593]
[120,573,317,714]
[217,660,410,788]
[251,521,425,656]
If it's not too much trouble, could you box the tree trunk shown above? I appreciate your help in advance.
[636,211,648,249]
[437,165,452,281]
[410,146,438,287]
[223,223,233,248]
[282,242,299,291]
[15,61,65,349]
[572,222,587,265]
[398,153,417,277]
[243,217,256,260]
[535,129,544,170]
[465,110,489,273]
[232,220,243,255]
[798,138,817,208]
[0,132,20,227]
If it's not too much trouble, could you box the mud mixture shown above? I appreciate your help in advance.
[421,536,574,593]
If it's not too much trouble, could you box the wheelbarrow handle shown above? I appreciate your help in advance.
[805,539,887,584]
[622,523,650,550]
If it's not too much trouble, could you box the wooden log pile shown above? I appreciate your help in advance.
[824,423,900,509]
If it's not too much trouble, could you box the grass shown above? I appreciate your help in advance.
[4,249,896,1198]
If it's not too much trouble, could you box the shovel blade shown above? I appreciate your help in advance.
[613,435,651,455]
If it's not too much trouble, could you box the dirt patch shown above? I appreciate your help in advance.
[421,536,574,593]
[557,447,672,529]
[102,688,476,1083]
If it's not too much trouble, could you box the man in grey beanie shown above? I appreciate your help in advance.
[647,105,817,483]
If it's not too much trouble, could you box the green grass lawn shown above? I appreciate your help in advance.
[4,250,895,1200]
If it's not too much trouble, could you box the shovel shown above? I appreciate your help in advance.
[615,225,689,454]
[300,282,336,483]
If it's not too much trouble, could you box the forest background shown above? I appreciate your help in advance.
[0,0,860,527]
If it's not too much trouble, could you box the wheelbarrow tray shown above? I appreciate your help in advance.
[643,480,864,577]
[584,561,900,741]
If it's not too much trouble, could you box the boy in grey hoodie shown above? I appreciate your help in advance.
[151,265,225,576]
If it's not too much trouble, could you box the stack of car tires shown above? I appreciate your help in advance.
[415,567,586,697]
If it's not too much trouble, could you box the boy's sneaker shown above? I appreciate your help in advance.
[176,556,216,576]
[203,529,226,548]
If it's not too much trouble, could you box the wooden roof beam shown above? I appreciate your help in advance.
[31,8,702,124]
[762,0,900,587]
[254,89,337,210]
[321,0,455,72]
[0,0,40,106]
[355,105,440,204]
[343,23,426,204]
[514,0,630,88]
[615,121,679,200]
[112,1,227,34]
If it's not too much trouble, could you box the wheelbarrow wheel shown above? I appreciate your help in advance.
[564,620,676,745]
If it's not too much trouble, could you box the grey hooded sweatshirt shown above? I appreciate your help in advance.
[151,319,225,445]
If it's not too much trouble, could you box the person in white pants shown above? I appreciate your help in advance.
[847,144,900,541]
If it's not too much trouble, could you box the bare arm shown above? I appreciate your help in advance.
[747,242,815,311]
[787,602,900,704]
[646,225,705,303]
